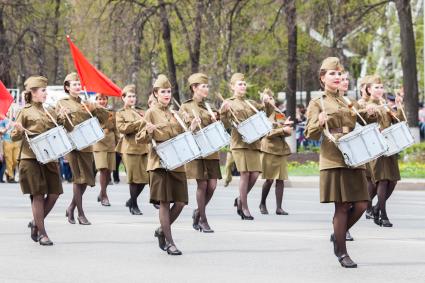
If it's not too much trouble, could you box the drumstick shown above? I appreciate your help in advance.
[395,94,408,122]
[216,92,241,124]
[341,97,367,125]
[384,105,401,122]
[4,118,35,135]
[171,110,188,131]
[204,102,216,120]
[57,101,75,127]
[191,109,209,145]
[172,97,181,109]
[319,96,336,143]
[244,100,259,113]
[43,107,59,127]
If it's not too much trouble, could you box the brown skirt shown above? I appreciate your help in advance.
[261,152,288,180]
[94,151,116,171]
[320,168,369,203]
[122,154,149,184]
[365,162,372,178]
[232,148,262,172]
[149,169,188,205]
[19,159,63,195]
[66,151,95,187]
[370,155,400,183]
[185,159,222,180]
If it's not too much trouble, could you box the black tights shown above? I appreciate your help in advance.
[333,201,368,256]
[195,179,217,224]
[375,180,397,219]
[129,183,145,207]
[68,183,87,217]
[98,169,111,200]
[159,201,185,246]
[260,179,284,210]
[366,177,376,211]
[31,194,60,237]
[238,171,260,216]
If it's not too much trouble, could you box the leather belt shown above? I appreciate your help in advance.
[329,127,352,134]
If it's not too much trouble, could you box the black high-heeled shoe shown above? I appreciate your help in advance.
[165,243,182,255]
[259,204,268,215]
[77,216,91,225]
[346,230,354,241]
[65,209,76,224]
[130,206,143,215]
[241,210,254,220]
[154,228,166,251]
[198,221,214,233]
[234,198,242,217]
[125,199,131,207]
[381,218,393,227]
[38,235,53,246]
[192,209,200,231]
[28,221,38,242]
[365,208,373,219]
[338,254,357,268]
[372,208,382,226]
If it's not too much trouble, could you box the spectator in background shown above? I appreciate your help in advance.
[386,93,397,111]
[419,103,425,140]
[295,104,307,150]
[0,115,19,183]
[59,156,72,183]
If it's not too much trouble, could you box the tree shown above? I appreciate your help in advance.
[284,0,297,121]
[394,0,419,127]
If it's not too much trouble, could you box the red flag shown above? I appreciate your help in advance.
[67,35,122,97]
[0,80,14,119]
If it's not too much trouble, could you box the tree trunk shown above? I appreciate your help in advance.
[284,0,297,122]
[0,7,12,86]
[159,0,180,103]
[191,0,203,73]
[52,0,61,84]
[394,0,419,127]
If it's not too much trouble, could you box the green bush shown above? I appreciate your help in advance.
[399,142,425,163]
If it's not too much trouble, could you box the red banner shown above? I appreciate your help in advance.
[67,35,122,97]
[0,80,14,119]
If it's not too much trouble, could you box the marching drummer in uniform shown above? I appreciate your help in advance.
[219,73,272,220]
[93,93,119,206]
[305,57,376,268]
[136,74,200,255]
[365,75,404,227]
[180,73,222,233]
[357,75,378,219]
[258,88,293,216]
[11,76,63,245]
[115,84,149,215]
[61,72,109,225]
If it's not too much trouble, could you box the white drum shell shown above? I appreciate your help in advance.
[236,111,273,144]
[337,123,388,167]
[381,121,414,156]
[68,117,105,151]
[155,132,201,170]
[28,126,74,164]
[194,121,230,158]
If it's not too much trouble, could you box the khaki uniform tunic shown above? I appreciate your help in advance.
[59,95,109,186]
[115,107,149,184]
[180,98,221,180]
[260,111,291,180]
[11,102,63,195]
[219,96,272,172]
[137,103,188,204]
[367,98,404,183]
[93,110,118,170]
[305,90,372,203]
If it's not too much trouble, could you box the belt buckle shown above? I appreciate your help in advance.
[342,126,349,134]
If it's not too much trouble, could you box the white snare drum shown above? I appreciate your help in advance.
[68,117,105,150]
[236,111,273,144]
[155,132,202,170]
[194,121,230,158]
[382,121,414,156]
[337,123,388,167]
[28,126,74,164]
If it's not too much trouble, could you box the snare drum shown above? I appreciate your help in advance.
[194,121,230,158]
[68,117,105,150]
[381,121,414,156]
[155,132,201,170]
[236,111,273,144]
[28,126,74,164]
[337,123,388,167]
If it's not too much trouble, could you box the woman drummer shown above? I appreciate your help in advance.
[115,84,149,215]
[305,57,376,268]
[258,89,293,216]
[93,93,119,206]
[219,73,272,220]
[136,74,199,255]
[61,72,109,225]
[180,73,222,233]
[366,75,404,227]
[11,76,63,245]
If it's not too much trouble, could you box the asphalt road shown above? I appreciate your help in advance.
[0,180,424,283]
